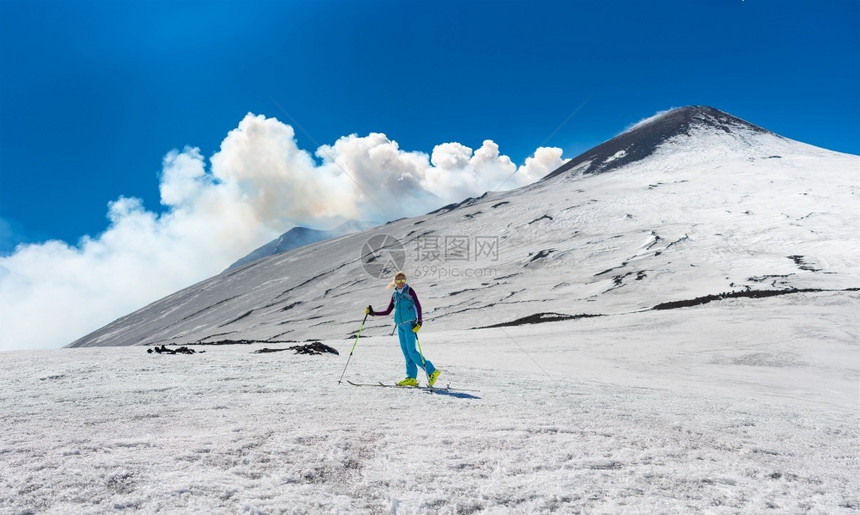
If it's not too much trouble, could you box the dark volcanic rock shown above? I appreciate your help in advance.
[254,342,338,355]
[148,345,198,355]
[474,312,602,329]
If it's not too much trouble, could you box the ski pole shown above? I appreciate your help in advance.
[415,332,432,386]
[338,312,368,384]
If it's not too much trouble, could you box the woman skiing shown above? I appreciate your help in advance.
[367,272,441,387]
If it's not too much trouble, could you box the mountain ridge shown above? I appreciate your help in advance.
[227,220,374,270]
[542,106,774,180]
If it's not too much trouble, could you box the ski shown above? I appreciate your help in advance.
[346,380,476,393]
[346,380,444,391]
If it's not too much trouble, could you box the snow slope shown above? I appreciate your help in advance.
[2,300,857,512]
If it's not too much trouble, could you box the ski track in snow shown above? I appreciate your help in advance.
[2,294,858,513]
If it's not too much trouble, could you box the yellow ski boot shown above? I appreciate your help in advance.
[428,369,441,387]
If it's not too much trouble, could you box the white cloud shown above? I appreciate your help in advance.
[516,146,566,183]
[0,113,566,350]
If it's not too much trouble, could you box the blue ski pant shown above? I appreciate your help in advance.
[398,323,435,379]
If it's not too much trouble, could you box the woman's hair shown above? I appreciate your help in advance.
[386,271,407,290]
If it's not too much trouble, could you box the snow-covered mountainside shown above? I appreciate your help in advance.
[68,106,859,349]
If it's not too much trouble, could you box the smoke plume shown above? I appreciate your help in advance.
[0,113,565,350]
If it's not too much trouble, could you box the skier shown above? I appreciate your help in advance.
[366,271,441,387]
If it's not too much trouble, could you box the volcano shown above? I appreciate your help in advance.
[68,106,859,348]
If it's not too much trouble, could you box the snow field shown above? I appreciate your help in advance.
[2,293,857,513]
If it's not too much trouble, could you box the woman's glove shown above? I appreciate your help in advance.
[366,305,374,315]
[412,321,422,333]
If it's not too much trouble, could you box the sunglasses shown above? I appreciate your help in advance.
[395,279,406,284]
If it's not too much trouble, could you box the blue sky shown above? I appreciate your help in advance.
[2,0,858,251]
[1,0,859,350]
